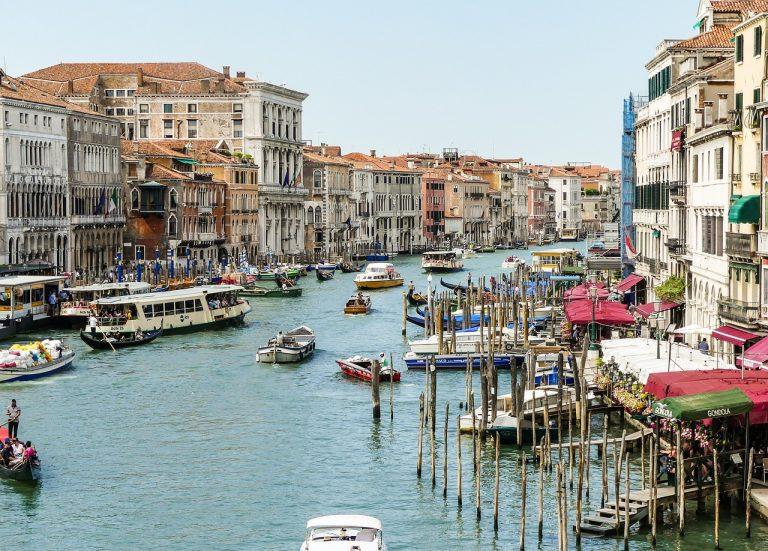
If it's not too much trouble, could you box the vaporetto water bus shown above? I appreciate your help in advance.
[60,282,152,327]
[89,285,250,335]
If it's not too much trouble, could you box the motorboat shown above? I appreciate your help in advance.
[452,247,476,259]
[501,255,526,270]
[486,414,558,445]
[403,351,520,370]
[258,326,316,364]
[344,294,371,315]
[0,340,75,383]
[354,263,403,290]
[300,515,386,551]
[336,356,400,382]
[421,251,464,273]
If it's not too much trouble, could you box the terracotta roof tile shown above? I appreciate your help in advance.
[0,73,101,115]
[711,0,768,13]
[147,163,189,180]
[671,25,735,49]
[342,152,421,173]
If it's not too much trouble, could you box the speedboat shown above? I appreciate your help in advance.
[336,356,400,382]
[258,326,316,364]
[300,515,386,550]
[354,263,403,290]
[501,255,526,269]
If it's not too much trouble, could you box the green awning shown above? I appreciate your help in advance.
[175,158,197,165]
[652,229,661,238]
[652,388,753,421]
[728,194,760,224]
[562,266,585,275]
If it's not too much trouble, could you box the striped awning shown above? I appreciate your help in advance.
[712,325,760,346]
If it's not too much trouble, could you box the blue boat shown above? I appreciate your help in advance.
[404,353,521,370]
[366,253,389,261]
[534,366,575,387]
[415,306,488,325]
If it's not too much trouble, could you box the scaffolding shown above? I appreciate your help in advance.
[620,93,647,276]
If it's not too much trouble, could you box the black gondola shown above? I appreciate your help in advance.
[0,458,40,482]
[406,288,428,306]
[339,262,362,273]
[79,328,163,350]
[439,278,490,293]
[316,269,334,282]
[275,274,297,288]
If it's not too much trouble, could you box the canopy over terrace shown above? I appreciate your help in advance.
[614,273,644,293]
[652,388,754,422]
[564,299,634,325]
[743,335,768,369]
[635,300,682,319]
[600,338,734,384]
[563,282,609,301]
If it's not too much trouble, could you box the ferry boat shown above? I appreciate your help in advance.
[0,275,67,335]
[59,282,151,327]
[354,263,403,290]
[421,251,463,273]
[531,248,580,273]
[560,228,579,241]
[89,285,250,336]
[301,515,386,551]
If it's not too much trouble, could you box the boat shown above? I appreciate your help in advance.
[406,287,428,306]
[89,285,250,335]
[0,340,75,383]
[479,245,496,253]
[257,326,316,363]
[512,240,528,250]
[275,274,297,288]
[366,253,389,262]
[501,256,526,269]
[301,515,386,551]
[560,228,579,241]
[344,293,371,315]
[339,262,363,273]
[421,251,464,273]
[79,328,162,350]
[241,286,303,298]
[0,428,40,482]
[336,356,401,382]
[58,282,152,327]
[452,247,476,259]
[486,415,558,445]
[316,269,334,282]
[403,352,520,370]
[315,262,338,271]
[255,267,300,280]
[439,278,489,293]
[354,263,403,290]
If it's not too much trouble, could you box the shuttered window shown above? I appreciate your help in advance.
[715,148,724,180]
[755,26,763,57]
[736,34,744,62]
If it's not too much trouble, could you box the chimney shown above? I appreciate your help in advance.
[222,66,231,79]
[215,77,225,92]
[320,145,327,156]
[200,79,210,93]
[66,80,74,94]
[370,149,376,158]
[137,67,144,87]
[236,71,246,79]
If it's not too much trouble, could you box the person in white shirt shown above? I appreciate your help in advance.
[5,400,20,439]
[88,314,98,335]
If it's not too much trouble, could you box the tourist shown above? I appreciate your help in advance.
[48,291,58,316]
[5,399,20,439]
[23,442,36,462]
[698,338,710,355]
[11,438,24,465]
[276,331,285,346]
[0,439,12,467]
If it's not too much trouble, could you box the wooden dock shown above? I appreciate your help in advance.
[534,428,653,455]
[579,478,742,536]
[750,487,768,522]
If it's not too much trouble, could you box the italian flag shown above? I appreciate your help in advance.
[106,188,118,217]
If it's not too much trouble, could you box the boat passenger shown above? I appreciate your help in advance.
[23,442,36,462]
[276,331,285,346]
[1,439,13,467]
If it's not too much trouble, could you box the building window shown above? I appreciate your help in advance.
[313,170,322,188]
[187,104,197,114]
[105,89,115,97]
[233,103,243,113]
[163,120,173,139]
[170,189,178,209]
[692,154,699,183]
[115,89,126,97]
[187,119,198,139]
[736,34,744,62]
[715,147,723,180]
[168,215,177,237]
[105,108,115,116]
[139,104,149,114]
[233,119,243,138]
[131,188,139,210]
[163,103,173,114]
[756,26,763,57]
[755,88,762,104]
[139,120,149,139]
[116,108,126,116]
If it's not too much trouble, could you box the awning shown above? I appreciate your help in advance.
[615,274,644,293]
[564,299,635,325]
[563,282,609,300]
[652,388,753,421]
[712,325,760,346]
[174,158,197,165]
[728,194,760,224]
[138,180,166,188]
[670,324,712,336]
[635,301,681,318]
[743,335,768,369]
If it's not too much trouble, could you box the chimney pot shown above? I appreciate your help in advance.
[236,71,246,78]
[370,149,376,158]
[222,66,231,78]
[137,67,144,87]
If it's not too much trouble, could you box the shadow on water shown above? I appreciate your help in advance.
[1,479,41,512]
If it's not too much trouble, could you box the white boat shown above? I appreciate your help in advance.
[501,256,526,269]
[89,285,250,335]
[59,282,152,326]
[354,263,403,290]
[258,326,316,363]
[452,247,476,259]
[408,328,549,355]
[0,341,75,383]
[421,251,463,273]
[300,515,386,551]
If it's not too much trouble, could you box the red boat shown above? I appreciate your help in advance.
[336,356,401,383]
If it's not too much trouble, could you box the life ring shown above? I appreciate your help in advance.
[504,342,514,353]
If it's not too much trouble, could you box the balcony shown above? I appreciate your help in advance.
[730,109,742,132]
[666,238,686,255]
[199,206,213,215]
[750,173,760,183]
[732,173,742,182]
[758,230,768,255]
[725,231,756,258]
[718,298,760,326]
[669,181,686,204]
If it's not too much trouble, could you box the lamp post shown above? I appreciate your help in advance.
[427,273,434,337]
[588,284,597,342]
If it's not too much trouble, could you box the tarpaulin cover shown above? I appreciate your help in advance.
[635,301,681,319]
[711,325,760,346]
[615,274,644,293]
[563,282,609,301]
[652,388,753,421]
[742,335,768,369]
[564,299,635,325]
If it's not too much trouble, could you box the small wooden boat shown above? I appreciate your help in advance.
[344,294,371,315]
[316,269,334,282]
[486,415,558,445]
[339,262,363,273]
[0,457,41,482]
[406,287,428,306]
[336,355,401,382]
[241,286,302,298]
[80,328,162,350]
[258,326,316,363]
[0,345,76,383]
[275,274,297,288]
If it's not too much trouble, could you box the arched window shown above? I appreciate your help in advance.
[313,170,322,189]
[314,208,321,224]
[168,215,177,237]
[169,189,178,209]
[307,207,314,224]
[131,188,139,210]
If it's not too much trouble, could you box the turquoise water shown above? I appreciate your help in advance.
[1,244,767,550]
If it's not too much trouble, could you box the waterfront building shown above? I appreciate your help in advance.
[443,171,489,246]
[421,169,446,246]
[527,175,550,243]
[548,167,582,239]
[581,194,608,235]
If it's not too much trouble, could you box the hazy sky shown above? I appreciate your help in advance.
[3,0,698,168]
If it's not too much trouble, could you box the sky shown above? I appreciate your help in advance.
[2,0,699,168]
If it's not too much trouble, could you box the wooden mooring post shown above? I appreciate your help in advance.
[443,402,449,499]
[417,393,425,478]
[746,447,754,537]
[456,414,462,509]
[371,359,381,419]
[520,451,527,551]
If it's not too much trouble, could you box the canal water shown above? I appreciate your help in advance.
[1,244,767,550]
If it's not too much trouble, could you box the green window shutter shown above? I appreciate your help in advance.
[756,27,763,56]
[755,88,762,103]
[737,35,744,62]
[736,92,743,111]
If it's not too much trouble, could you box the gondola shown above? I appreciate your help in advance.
[79,328,163,350]
[339,262,363,273]
[0,457,40,482]
[439,278,490,293]
[276,274,297,288]
[316,269,334,282]
[406,287,428,306]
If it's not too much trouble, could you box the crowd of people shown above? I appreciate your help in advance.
[3,398,37,470]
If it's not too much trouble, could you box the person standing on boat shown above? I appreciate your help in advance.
[5,399,20,439]
[88,313,98,335]
[48,291,58,316]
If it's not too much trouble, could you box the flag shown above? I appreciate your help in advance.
[624,230,638,259]
[283,168,290,187]
[345,216,352,229]
[106,188,118,217]
[94,189,106,215]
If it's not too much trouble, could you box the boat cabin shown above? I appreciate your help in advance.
[360,263,398,280]
[0,275,66,320]
[61,282,151,309]
[303,515,383,550]
[531,248,579,273]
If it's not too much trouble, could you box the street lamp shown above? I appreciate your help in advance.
[588,284,598,342]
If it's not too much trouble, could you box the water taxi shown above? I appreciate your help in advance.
[354,263,403,290]
[59,282,151,326]
[344,293,371,315]
[421,251,464,273]
[301,515,386,551]
[89,285,250,335]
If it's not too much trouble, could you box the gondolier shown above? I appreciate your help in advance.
[88,313,98,335]
[6,399,20,439]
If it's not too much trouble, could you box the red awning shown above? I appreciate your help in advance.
[564,299,635,325]
[712,325,760,346]
[743,335,768,369]
[635,301,681,319]
[615,274,644,293]
[563,282,610,301]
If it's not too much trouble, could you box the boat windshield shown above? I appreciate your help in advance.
[308,527,379,542]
